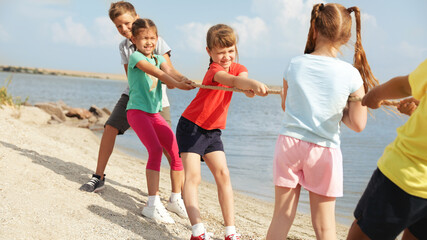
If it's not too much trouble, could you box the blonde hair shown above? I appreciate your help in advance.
[304,3,378,92]
[108,1,137,21]
[206,24,239,65]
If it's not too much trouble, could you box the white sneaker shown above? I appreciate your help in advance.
[166,198,188,218]
[141,203,175,224]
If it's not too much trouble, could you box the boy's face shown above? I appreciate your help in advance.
[132,28,158,57]
[113,13,138,39]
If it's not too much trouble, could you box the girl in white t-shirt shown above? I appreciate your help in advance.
[267,3,379,240]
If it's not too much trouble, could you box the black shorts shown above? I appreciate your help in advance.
[354,168,427,240]
[176,116,224,159]
[105,94,171,135]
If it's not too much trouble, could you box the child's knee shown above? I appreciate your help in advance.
[214,168,231,182]
[185,173,201,186]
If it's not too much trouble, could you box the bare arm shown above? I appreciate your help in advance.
[362,75,411,109]
[281,78,288,112]
[213,71,269,96]
[124,64,128,76]
[161,60,191,87]
[161,53,176,89]
[342,86,367,132]
[237,72,255,98]
[134,60,194,90]
[397,97,419,116]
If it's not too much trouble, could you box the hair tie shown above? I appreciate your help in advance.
[347,7,354,13]
[319,3,325,11]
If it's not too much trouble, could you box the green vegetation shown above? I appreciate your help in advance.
[0,75,28,108]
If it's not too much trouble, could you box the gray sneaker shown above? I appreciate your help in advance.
[79,174,105,192]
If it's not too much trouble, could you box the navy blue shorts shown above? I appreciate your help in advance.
[354,168,427,240]
[176,117,224,159]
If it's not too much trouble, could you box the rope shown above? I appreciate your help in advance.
[348,96,399,106]
[190,82,282,94]
[191,83,399,106]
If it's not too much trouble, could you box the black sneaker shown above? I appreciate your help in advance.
[79,174,105,192]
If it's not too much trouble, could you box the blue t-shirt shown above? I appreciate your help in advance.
[280,54,363,148]
[126,51,166,114]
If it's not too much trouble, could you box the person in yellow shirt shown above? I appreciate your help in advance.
[347,59,427,240]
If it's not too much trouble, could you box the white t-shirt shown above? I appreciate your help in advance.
[280,54,363,148]
[119,36,171,107]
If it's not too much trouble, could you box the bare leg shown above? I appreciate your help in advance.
[204,151,234,226]
[182,152,202,225]
[309,191,337,240]
[266,185,301,240]
[146,169,160,196]
[164,148,184,193]
[95,124,119,180]
[346,220,370,240]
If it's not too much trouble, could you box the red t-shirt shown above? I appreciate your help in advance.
[182,62,248,130]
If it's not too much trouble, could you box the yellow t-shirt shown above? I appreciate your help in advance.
[378,59,427,199]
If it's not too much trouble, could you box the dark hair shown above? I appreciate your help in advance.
[304,3,378,92]
[206,24,239,65]
[131,18,159,64]
[131,18,157,37]
[108,1,137,21]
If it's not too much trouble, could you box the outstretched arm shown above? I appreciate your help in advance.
[342,86,367,132]
[161,61,191,88]
[213,71,269,96]
[362,75,411,109]
[281,78,288,112]
[135,60,194,90]
[397,97,419,116]
[161,53,177,89]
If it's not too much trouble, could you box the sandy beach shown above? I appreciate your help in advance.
[0,105,349,240]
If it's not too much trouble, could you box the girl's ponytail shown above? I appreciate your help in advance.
[348,6,379,92]
[304,3,323,54]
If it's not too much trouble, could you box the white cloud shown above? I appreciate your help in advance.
[27,0,69,5]
[52,17,94,46]
[0,24,10,42]
[249,0,323,56]
[361,13,377,28]
[176,22,211,53]
[93,17,122,46]
[51,16,121,47]
[231,16,269,56]
[18,0,69,19]
[398,41,427,60]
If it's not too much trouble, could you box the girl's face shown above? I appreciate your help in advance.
[207,45,236,70]
[113,13,138,39]
[132,28,158,57]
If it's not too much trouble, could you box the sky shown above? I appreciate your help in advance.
[0,0,426,86]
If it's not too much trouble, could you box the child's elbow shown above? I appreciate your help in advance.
[352,122,366,133]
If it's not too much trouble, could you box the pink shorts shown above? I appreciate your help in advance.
[273,135,343,197]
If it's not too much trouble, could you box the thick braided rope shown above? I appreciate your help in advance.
[348,96,399,106]
[190,82,282,94]
[191,83,399,106]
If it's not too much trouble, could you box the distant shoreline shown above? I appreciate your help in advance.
[0,65,282,90]
[0,65,127,81]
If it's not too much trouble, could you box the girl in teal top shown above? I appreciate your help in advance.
[126,18,194,224]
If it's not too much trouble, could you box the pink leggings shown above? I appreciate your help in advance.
[127,109,183,172]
